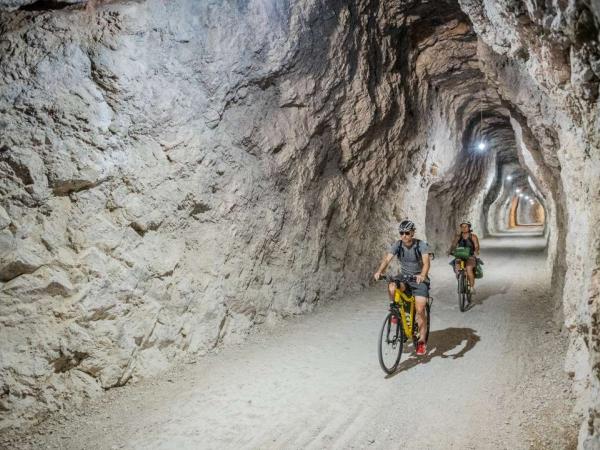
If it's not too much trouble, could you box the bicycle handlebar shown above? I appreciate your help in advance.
[377,274,417,283]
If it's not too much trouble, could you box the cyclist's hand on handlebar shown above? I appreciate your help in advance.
[374,272,382,281]
[415,274,425,284]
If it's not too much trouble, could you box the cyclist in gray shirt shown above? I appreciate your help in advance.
[374,219,431,356]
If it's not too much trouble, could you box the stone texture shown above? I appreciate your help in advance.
[0,0,464,429]
[0,0,598,445]
[458,2,600,446]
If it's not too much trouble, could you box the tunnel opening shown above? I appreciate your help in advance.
[511,195,546,228]
[489,168,548,233]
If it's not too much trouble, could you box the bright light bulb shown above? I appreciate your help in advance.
[478,142,486,151]
[516,188,521,193]
[519,193,524,197]
[506,175,512,181]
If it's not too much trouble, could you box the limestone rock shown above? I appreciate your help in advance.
[0,206,11,229]
[0,232,51,282]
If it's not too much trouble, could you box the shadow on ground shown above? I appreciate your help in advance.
[386,327,480,378]
[432,281,509,311]
[460,280,511,309]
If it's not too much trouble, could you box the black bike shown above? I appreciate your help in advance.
[453,248,472,312]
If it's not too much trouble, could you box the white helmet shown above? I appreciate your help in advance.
[398,219,415,232]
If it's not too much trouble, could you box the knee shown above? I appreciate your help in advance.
[387,283,395,296]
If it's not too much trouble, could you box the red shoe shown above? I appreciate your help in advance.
[416,341,427,356]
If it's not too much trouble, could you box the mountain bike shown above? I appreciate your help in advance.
[453,248,472,312]
[377,274,432,374]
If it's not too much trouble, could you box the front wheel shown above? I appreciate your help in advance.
[458,272,467,312]
[378,312,403,374]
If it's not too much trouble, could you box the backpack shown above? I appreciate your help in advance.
[395,239,423,268]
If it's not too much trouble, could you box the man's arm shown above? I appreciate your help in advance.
[473,233,480,256]
[417,253,430,284]
[374,253,394,280]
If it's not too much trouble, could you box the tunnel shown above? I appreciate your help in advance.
[0,0,599,448]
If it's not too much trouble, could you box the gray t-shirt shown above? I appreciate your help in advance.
[389,239,430,276]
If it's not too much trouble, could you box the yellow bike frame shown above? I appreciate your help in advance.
[394,288,416,339]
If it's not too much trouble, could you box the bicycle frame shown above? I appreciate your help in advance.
[393,288,416,339]
[455,257,471,312]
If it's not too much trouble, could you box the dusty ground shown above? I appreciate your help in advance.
[2,232,579,449]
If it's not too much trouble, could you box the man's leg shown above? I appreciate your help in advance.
[415,296,427,343]
[388,280,406,301]
[387,282,396,301]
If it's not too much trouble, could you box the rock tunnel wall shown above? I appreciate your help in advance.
[0,0,481,429]
[0,0,599,445]
[460,1,600,446]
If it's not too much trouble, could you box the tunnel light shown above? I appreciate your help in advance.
[506,175,512,181]
[519,193,524,197]
[524,195,530,200]
[515,188,521,193]
[478,141,486,151]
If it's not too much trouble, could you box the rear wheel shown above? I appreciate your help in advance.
[458,272,467,312]
[378,312,403,374]
[425,301,431,343]
[466,281,473,305]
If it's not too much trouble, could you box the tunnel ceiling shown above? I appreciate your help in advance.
[386,1,528,240]
[0,0,598,445]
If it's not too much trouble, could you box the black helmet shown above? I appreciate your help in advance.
[398,219,416,232]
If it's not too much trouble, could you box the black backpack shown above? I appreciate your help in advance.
[395,239,423,268]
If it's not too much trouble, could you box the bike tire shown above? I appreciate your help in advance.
[425,301,431,343]
[458,272,467,312]
[378,312,403,374]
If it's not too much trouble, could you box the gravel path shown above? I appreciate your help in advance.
[4,232,579,449]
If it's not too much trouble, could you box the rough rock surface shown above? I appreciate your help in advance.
[0,0,481,429]
[459,2,600,446]
[0,0,598,445]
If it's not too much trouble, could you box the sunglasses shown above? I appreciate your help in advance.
[399,231,412,236]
